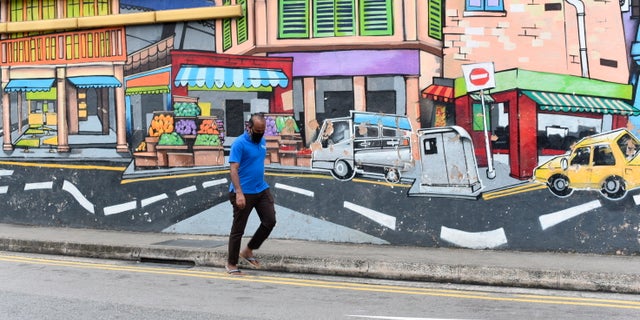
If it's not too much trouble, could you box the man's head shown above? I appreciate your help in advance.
[248,113,266,143]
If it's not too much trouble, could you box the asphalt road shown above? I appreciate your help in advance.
[1,252,639,320]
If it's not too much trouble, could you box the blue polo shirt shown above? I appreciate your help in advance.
[228,132,269,194]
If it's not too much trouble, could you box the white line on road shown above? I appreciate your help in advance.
[176,185,198,196]
[62,180,95,214]
[275,183,314,197]
[0,169,13,176]
[633,194,640,206]
[141,194,168,207]
[538,200,602,230]
[103,201,137,216]
[24,181,53,190]
[440,226,508,249]
[202,178,227,188]
[0,186,7,194]
[344,201,396,230]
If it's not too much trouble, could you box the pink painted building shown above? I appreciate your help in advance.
[214,0,444,145]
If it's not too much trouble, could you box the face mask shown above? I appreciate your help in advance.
[251,131,264,143]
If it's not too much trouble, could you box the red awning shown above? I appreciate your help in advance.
[422,84,454,102]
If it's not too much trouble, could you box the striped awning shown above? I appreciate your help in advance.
[174,66,289,89]
[68,76,122,89]
[469,93,495,103]
[5,78,55,92]
[523,90,640,116]
[422,84,454,102]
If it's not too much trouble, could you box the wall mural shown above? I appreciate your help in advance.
[0,0,639,255]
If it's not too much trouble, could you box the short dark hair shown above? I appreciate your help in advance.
[248,112,265,128]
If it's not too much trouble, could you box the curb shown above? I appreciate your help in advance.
[1,238,639,294]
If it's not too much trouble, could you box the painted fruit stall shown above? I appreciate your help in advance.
[264,113,311,167]
[133,100,225,169]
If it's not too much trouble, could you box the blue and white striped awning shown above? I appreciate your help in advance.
[174,66,289,89]
[523,90,640,116]
[68,76,122,88]
[4,78,55,92]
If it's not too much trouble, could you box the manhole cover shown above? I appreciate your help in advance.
[152,239,226,248]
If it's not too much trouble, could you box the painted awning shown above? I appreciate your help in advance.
[469,93,495,103]
[523,90,640,116]
[174,65,288,89]
[125,68,171,95]
[68,76,122,88]
[422,84,454,102]
[4,78,55,92]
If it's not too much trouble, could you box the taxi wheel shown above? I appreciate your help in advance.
[331,159,355,181]
[548,174,573,197]
[601,176,627,200]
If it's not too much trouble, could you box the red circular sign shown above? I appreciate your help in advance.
[469,68,490,86]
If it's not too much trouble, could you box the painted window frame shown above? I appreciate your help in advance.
[465,0,504,12]
[279,0,392,39]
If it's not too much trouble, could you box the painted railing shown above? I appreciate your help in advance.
[0,27,126,66]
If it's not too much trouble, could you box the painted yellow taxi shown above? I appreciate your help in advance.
[533,128,640,200]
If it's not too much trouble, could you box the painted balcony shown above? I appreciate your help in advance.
[0,27,126,66]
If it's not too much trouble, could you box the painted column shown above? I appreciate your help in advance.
[405,75,421,160]
[56,67,70,153]
[1,67,12,151]
[303,77,317,146]
[353,76,366,112]
[115,66,128,153]
[255,0,267,47]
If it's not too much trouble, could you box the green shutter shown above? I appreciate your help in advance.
[335,0,355,36]
[279,0,309,39]
[237,0,248,44]
[359,0,392,36]
[314,0,335,37]
[428,0,443,40]
[222,0,232,51]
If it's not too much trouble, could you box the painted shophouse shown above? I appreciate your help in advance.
[423,0,636,180]
[214,0,443,150]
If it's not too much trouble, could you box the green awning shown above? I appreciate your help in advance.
[523,90,640,116]
[125,85,170,95]
[469,93,494,102]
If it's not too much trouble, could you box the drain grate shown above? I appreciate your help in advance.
[151,239,226,248]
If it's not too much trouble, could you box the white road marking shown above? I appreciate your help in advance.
[141,194,168,207]
[633,194,640,206]
[103,201,137,216]
[24,181,53,190]
[344,201,396,230]
[440,226,507,249]
[0,186,7,194]
[176,185,197,196]
[275,183,314,197]
[202,178,227,188]
[538,200,602,230]
[62,180,95,214]
[0,169,13,176]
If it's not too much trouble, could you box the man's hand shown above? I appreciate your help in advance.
[235,192,246,209]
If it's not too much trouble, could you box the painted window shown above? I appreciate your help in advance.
[66,0,110,18]
[279,0,392,39]
[10,0,56,21]
[465,0,504,12]
[428,0,443,40]
[222,0,248,51]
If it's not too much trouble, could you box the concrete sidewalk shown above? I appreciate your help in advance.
[0,223,638,294]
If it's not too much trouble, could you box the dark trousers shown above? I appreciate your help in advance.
[227,189,276,265]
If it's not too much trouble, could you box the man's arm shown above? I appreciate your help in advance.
[229,162,246,209]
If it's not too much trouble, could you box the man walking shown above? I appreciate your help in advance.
[226,113,276,275]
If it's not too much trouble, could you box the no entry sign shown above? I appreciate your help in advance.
[462,62,495,92]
